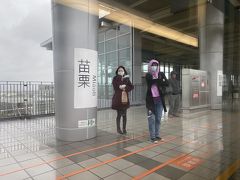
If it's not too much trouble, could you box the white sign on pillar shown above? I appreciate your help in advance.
[74,48,98,108]
[217,70,223,97]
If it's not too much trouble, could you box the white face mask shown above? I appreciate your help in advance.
[151,66,158,72]
[118,71,124,76]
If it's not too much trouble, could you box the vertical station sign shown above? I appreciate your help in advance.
[74,48,97,108]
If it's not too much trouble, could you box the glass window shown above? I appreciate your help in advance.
[118,24,130,35]
[160,65,164,72]
[98,85,105,99]
[118,34,130,49]
[119,51,131,67]
[126,68,132,78]
[106,65,115,85]
[170,65,173,73]
[98,42,104,54]
[142,63,148,72]
[106,52,118,85]
[118,48,130,61]
[105,38,116,52]
[165,72,169,79]
[120,61,131,69]
[106,29,116,40]
[96,24,132,102]
[99,54,105,65]
[165,64,169,73]
[107,85,113,99]
[98,55,105,85]
[106,52,117,67]
[98,32,104,42]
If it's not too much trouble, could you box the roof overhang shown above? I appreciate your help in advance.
[40,38,52,50]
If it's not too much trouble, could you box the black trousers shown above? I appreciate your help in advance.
[116,109,127,131]
[162,95,167,112]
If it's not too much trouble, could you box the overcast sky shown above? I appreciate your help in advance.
[0,0,53,82]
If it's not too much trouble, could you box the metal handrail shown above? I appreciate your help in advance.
[0,81,145,119]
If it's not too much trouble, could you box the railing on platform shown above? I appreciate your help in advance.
[0,82,145,119]
[97,84,145,109]
[0,81,55,119]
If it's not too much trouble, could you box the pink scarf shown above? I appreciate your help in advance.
[148,59,160,97]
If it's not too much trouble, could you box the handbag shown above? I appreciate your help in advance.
[121,90,128,104]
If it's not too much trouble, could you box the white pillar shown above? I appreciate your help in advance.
[52,0,98,141]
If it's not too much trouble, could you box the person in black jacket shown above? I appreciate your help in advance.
[168,71,181,118]
[112,66,134,134]
[145,60,168,143]
[159,71,168,113]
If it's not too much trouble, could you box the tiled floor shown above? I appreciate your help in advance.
[0,105,240,180]
[230,168,240,180]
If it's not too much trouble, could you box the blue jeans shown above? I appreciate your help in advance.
[147,101,163,139]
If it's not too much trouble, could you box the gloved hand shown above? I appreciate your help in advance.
[152,75,158,79]
[119,84,126,89]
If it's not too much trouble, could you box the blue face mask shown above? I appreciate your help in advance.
[151,66,158,72]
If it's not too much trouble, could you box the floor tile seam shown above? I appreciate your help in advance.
[107,161,137,173]
[183,172,210,180]
[131,134,219,180]
[187,123,223,129]
[55,137,178,180]
[190,164,221,178]
[131,154,187,180]
[62,162,111,180]
[136,150,166,159]
[209,151,239,160]
[7,129,41,158]
[88,163,119,179]
[198,163,225,172]
[0,141,25,166]
[122,154,154,165]
[45,158,75,171]
[171,146,197,155]
[0,110,232,176]
[198,150,233,158]
[101,168,134,179]
[26,166,55,179]
[189,167,220,179]
[183,136,223,149]
[206,156,238,165]
[0,133,148,176]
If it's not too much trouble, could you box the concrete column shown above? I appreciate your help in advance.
[133,29,142,85]
[52,0,98,141]
[132,29,143,104]
[198,0,224,109]
[225,4,235,99]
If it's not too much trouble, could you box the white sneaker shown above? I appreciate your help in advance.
[151,138,158,143]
